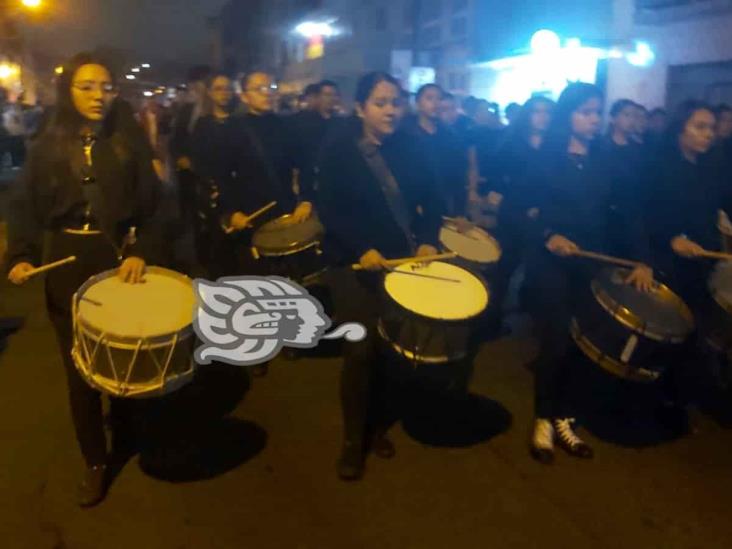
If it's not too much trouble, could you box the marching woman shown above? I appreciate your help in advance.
[317,72,444,480]
[525,83,654,464]
[6,53,160,507]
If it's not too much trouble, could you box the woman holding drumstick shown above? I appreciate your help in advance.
[525,83,654,464]
[6,53,159,507]
[317,72,445,481]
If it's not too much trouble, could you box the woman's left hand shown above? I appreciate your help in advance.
[625,264,654,292]
[118,257,146,284]
[416,244,439,258]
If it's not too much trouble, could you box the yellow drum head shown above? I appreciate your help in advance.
[384,261,489,320]
[78,268,196,340]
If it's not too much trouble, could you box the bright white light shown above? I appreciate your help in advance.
[0,65,12,79]
[131,67,140,73]
[531,30,561,53]
[295,21,337,38]
[627,41,655,67]
[566,38,581,49]
[126,74,136,80]
[141,63,151,69]
[143,91,154,97]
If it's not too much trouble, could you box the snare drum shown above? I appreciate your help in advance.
[251,214,327,286]
[72,267,197,398]
[378,261,489,364]
[706,261,732,353]
[439,222,502,274]
[571,268,694,382]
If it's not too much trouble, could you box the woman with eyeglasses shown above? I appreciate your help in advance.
[6,53,160,507]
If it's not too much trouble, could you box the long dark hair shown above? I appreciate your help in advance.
[662,99,714,155]
[543,82,603,158]
[354,71,400,107]
[49,52,118,138]
[508,96,555,144]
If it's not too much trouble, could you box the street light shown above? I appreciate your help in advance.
[21,0,42,9]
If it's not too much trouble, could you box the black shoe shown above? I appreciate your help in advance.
[553,418,594,459]
[370,433,396,460]
[529,419,555,465]
[252,363,269,377]
[337,441,365,481]
[77,464,108,508]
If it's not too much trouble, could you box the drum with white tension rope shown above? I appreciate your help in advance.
[378,261,489,364]
[72,267,197,398]
[571,267,694,383]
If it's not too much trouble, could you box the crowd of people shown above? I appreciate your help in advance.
[4,52,732,508]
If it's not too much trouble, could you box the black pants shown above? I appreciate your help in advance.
[45,231,123,467]
[526,250,594,419]
[325,268,404,444]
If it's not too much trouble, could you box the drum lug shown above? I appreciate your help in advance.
[251,247,260,260]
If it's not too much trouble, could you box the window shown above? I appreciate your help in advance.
[451,17,466,37]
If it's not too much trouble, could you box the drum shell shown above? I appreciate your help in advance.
[377,266,488,365]
[572,294,678,383]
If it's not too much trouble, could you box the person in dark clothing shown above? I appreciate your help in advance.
[317,72,444,481]
[482,96,554,334]
[525,83,654,464]
[291,80,342,195]
[602,99,647,258]
[6,53,160,507]
[398,83,467,217]
[190,73,237,278]
[169,65,212,270]
[631,103,649,146]
[645,107,667,153]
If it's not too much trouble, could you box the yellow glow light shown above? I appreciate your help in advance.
[21,0,43,9]
[0,63,21,80]
[54,66,64,75]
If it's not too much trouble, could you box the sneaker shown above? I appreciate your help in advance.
[530,419,555,464]
[337,441,365,481]
[77,464,108,508]
[553,418,594,459]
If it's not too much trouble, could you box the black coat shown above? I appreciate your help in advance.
[6,110,160,269]
[317,126,444,266]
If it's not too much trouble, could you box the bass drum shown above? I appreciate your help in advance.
[571,268,694,383]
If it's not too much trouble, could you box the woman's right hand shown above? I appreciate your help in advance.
[359,249,388,272]
[546,234,579,257]
[8,262,35,286]
[229,212,253,232]
[671,235,704,258]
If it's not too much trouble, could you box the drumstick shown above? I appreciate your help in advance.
[351,252,457,271]
[224,201,278,234]
[385,266,461,283]
[697,249,732,261]
[572,249,642,269]
[24,256,77,279]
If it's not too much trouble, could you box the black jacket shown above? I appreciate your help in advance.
[529,146,651,264]
[317,125,444,266]
[6,110,160,269]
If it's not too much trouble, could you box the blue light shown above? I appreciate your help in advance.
[627,41,655,67]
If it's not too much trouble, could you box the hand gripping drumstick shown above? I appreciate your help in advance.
[23,256,77,279]
[696,249,732,261]
[351,252,457,271]
[223,201,278,234]
[572,249,642,269]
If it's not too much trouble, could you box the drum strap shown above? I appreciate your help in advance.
[358,138,416,253]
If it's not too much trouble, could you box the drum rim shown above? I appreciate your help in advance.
[709,262,732,314]
[591,268,694,343]
[376,319,465,364]
[252,214,325,256]
[438,224,503,265]
[570,319,661,383]
[74,266,196,344]
[381,261,490,323]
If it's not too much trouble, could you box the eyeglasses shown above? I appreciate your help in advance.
[72,82,117,94]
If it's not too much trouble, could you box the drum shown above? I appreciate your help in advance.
[378,261,489,364]
[439,222,502,275]
[718,210,732,253]
[571,268,694,383]
[706,261,732,353]
[72,267,197,398]
[251,214,327,286]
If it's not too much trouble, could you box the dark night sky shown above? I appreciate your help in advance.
[23,0,228,63]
